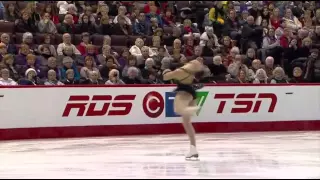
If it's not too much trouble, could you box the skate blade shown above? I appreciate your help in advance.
[185,157,200,161]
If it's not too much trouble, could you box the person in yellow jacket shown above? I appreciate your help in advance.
[208,1,226,36]
[209,1,226,24]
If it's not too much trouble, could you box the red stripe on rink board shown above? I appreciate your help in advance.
[0,120,320,141]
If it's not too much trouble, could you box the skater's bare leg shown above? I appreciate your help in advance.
[174,92,198,117]
[174,92,199,159]
[182,115,196,146]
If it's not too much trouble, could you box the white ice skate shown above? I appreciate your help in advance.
[185,145,199,161]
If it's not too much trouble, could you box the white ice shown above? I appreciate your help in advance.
[0,131,319,179]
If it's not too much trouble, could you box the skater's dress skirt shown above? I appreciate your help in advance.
[174,83,197,100]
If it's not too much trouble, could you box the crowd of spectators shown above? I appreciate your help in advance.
[0,1,319,86]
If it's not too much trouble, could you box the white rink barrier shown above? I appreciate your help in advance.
[0,84,319,140]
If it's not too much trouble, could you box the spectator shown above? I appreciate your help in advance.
[85,44,101,66]
[44,69,64,85]
[159,56,172,77]
[81,70,104,84]
[269,8,281,29]
[0,33,17,55]
[57,14,76,34]
[75,1,86,15]
[304,49,320,82]
[77,32,92,55]
[106,1,121,17]
[37,34,57,57]
[61,69,80,84]
[208,55,227,82]
[105,69,125,85]
[43,4,59,24]
[113,15,132,35]
[38,13,58,34]
[18,68,39,85]
[60,56,81,81]
[122,55,142,78]
[252,68,268,84]
[96,15,112,35]
[248,59,262,79]
[228,54,249,78]
[1,54,19,81]
[57,1,70,15]
[3,2,19,23]
[265,56,275,77]
[22,32,37,53]
[226,69,250,83]
[241,16,263,50]
[144,1,161,15]
[243,48,256,67]
[200,26,220,47]
[0,42,7,62]
[116,48,130,69]
[141,58,157,79]
[113,6,132,25]
[261,27,280,62]
[133,12,148,36]
[183,35,195,57]
[16,10,38,33]
[248,1,259,20]
[99,55,118,80]
[239,10,249,27]
[78,6,96,24]
[223,10,241,40]
[289,66,305,83]
[37,44,53,67]
[162,8,175,27]
[146,5,163,27]
[130,38,147,57]
[283,8,302,31]
[100,35,118,57]
[181,19,200,37]
[123,66,142,84]
[0,68,18,86]
[95,4,109,23]
[311,26,320,48]
[258,7,270,27]
[209,1,225,37]
[270,67,288,83]
[80,55,100,79]
[24,2,41,25]
[57,33,81,56]
[40,57,61,80]
[19,54,41,77]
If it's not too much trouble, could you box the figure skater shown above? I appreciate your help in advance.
[162,58,204,160]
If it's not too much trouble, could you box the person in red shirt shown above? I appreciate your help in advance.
[162,8,175,26]
[280,28,292,48]
[269,8,281,29]
[66,4,79,24]
[144,1,161,15]
[42,4,60,24]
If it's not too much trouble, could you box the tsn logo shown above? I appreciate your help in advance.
[214,93,277,113]
[62,95,136,117]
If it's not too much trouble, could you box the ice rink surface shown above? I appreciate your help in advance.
[0,131,319,179]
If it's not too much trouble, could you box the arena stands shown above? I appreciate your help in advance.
[0,1,319,85]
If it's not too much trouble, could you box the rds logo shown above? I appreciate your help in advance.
[142,91,209,118]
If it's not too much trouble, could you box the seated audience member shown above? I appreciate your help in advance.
[0,68,18,85]
[44,69,64,85]
[105,69,125,85]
